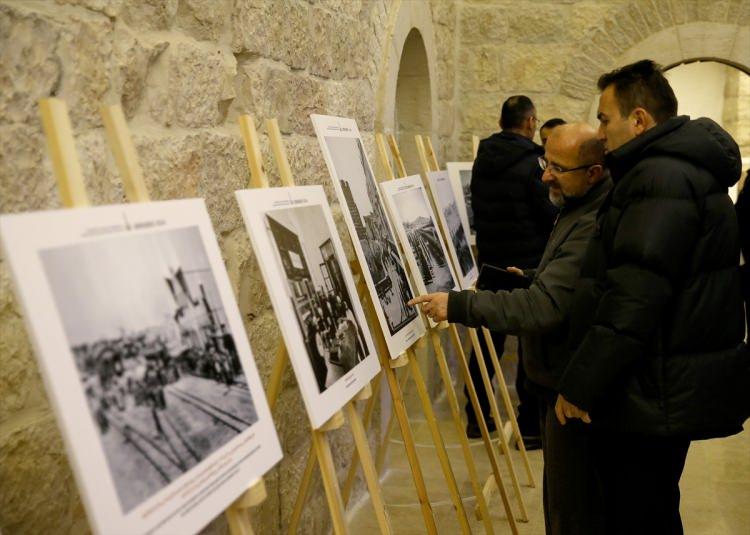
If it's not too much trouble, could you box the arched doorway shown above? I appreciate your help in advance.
[394,29,432,177]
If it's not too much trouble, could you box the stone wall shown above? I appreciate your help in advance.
[448,0,750,161]
[2,1,749,533]
[0,1,395,533]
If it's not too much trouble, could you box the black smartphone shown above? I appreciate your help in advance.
[476,264,531,292]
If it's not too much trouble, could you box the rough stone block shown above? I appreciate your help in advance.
[677,22,738,63]
[121,0,178,31]
[0,5,61,125]
[633,0,667,35]
[230,0,269,56]
[56,0,124,17]
[461,91,503,133]
[458,46,500,91]
[0,124,59,214]
[506,4,571,44]
[499,45,572,93]
[135,132,204,200]
[0,414,85,534]
[112,23,168,118]
[176,0,230,42]
[459,5,508,45]
[153,42,236,128]
[570,1,615,42]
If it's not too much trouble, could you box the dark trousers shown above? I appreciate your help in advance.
[592,430,690,535]
[463,329,539,435]
[539,402,604,535]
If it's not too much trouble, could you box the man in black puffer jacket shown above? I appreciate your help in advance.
[466,95,558,442]
[555,60,750,535]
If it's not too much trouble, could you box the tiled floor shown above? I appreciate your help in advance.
[348,364,750,534]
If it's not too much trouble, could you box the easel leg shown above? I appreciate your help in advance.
[430,330,495,534]
[312,429,349,535]
[375,365,411,473]
[482,328,536,488]
[345,401,392,534]
[450,326,518,535]
[407,349,472,534]
[381,356,438,534]
[467,329,528,522]
[343,374,382,505]
[287,442,317,534]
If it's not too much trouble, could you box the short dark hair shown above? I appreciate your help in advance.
[500,95,535,130]
[597,59,677,123]
[540,118,566,131]
[578,137,606,165]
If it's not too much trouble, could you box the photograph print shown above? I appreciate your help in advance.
[381,176,459,303]
[311,114,425,359]
[447,161,476,242]
[265,204,370,392]
[427,170,477,288]
[0,199,282,535]
[39,226,258,514]
[236,185,380,429]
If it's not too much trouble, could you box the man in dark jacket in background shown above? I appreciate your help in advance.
[556,60,749,534]
[466,95,558,442]
[411,123,611,534]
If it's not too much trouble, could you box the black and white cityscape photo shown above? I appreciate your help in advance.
[323,135,418,335]
[266,205,370,392]
[434,177,475,278]
[392,188,456,293]
[39,227,257,514]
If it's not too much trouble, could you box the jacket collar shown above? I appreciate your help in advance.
[605,116,689,182]
[561,176,612,214]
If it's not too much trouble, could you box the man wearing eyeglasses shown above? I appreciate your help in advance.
[410,123,611,534]
[464,95,558,445]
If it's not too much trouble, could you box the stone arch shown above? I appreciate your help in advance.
[375,1,438,176]
[557,0,749,118]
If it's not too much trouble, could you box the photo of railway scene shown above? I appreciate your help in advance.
[392,187,456,294]
[39,226,257,514]
[323,135,418,335]
[432,174,475,278]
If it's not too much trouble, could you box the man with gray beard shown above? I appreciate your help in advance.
[410,123,611,533]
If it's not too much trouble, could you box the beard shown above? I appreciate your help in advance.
[548,189,565,207]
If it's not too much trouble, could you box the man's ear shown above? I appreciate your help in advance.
[587,164,604,184]
[631,107,656,135]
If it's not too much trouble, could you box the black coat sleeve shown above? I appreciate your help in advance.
[558,172,702,411]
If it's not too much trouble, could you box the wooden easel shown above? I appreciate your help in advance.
[414,134,529,529]
[234,115,392,535]
[373,134,500,534]
[97,102,271,534]
[37,97,269,535]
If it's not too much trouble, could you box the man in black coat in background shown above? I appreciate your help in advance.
[466,95,558,442]
[556,60,749,534]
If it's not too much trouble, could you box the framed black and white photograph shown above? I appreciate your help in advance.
[426,170,478,289]
[446,162,476,246]
[311,114,425,358]
[0,200,282,535]
[380,175,460,326]
[236,186,380,429]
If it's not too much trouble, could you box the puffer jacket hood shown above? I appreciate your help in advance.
[607,116,743,188]
[478,131,540,169]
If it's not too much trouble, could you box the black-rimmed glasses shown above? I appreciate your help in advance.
[538,156,599,174]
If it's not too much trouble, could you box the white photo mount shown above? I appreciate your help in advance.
[0,199,282,535]
[426,170,478,290]
[380,175,460,327]
[236,185,380,429]
[446,161,476,247]
[311,114,425,358]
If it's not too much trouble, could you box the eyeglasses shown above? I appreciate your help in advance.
[538,156,600,174]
